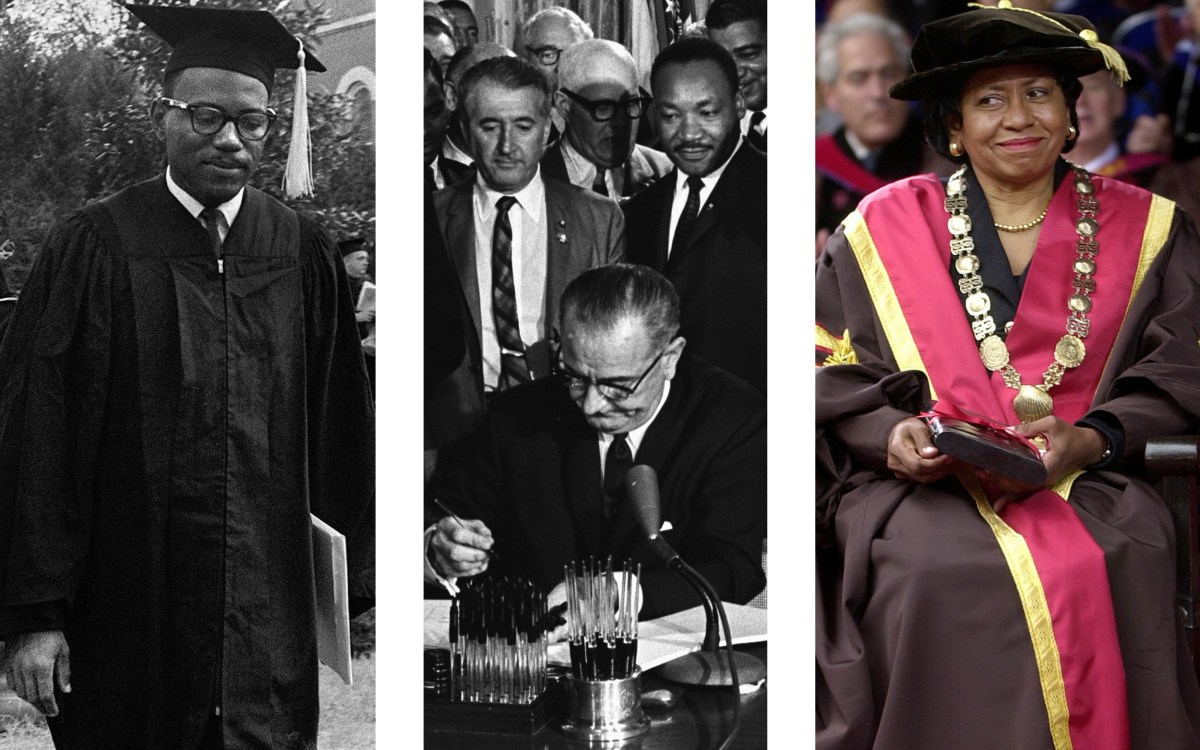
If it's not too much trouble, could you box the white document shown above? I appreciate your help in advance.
[313,514,353,684]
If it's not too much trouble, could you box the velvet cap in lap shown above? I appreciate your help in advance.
[890,0,1128,101]
[125,3,325,93]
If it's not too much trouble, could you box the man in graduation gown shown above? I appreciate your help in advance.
[0,6,374,749]
[425,264,765,620]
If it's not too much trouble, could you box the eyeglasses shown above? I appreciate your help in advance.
[551,339,667,403]
[560,88,653,122]
[158,97,277,141]
[525,45,564,66]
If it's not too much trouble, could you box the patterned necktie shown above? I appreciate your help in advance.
[199,207,224,259]
[492,196,530,389]
[748,110,767,152]
[602,432,632,521]
[591,168,609,197]
[672,176,705,255]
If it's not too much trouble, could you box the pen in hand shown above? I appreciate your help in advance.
[434,498,501,562]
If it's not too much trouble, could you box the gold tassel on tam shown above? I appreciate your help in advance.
[283,39,314,199]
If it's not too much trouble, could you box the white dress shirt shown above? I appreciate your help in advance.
[472,170,548,390]
[166,166,244,243]
[560,136,622,198]
[666,141,742,256]
[740,107,768,138]
[596,381,671,485]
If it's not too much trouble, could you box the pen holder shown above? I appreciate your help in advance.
[561,671,650,742]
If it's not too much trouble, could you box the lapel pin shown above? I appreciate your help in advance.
[557,232,568,244]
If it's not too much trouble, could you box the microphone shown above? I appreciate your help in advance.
[624,465,765,689]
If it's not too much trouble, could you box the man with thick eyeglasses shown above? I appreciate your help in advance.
[425,264,765,621]
[541,40,673,201]
[519,7,594,142]
[0,6,374,748]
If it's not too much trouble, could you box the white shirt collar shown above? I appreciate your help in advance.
[442,135,474,166]
[165,166,244,233]
[560,134,599,183]
[474,167,545,222]
[842,130,876,164]
[599,380,671,455]
[1081,142,1121,174]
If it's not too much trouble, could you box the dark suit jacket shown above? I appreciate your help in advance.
[624,143,767,393]
[427,175,626,448]
[437,355,766,619]
[541,138,673,200]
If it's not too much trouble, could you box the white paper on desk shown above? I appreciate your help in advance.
[425,599,452,648]
[312,514,353,684]
[544,602,768,670]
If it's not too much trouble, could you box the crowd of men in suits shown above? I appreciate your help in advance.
[422,0,768,619]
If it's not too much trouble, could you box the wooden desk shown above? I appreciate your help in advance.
[425,644,767,749]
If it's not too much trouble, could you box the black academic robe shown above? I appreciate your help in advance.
[436,355,766,620]
[0,176,375,749]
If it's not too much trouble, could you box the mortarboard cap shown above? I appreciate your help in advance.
[126,3,325,92]
[125,3,322,198]
[338,237,367,256]
[890,0,1128,102]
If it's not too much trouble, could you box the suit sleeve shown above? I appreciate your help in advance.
[0,213,116,636]
[639,396,767,620]
[605,200,626,264]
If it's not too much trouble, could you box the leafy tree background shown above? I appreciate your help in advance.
[0,0,375,294]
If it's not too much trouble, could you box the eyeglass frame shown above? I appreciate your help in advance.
[525,45,565,66]
[559,87,653,122]
[550,328,669,402]
[157,97,277,142]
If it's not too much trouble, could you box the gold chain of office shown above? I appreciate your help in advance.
[943,163,1100,423]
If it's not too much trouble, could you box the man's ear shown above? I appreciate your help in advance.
[734,89,747,122]
[661,336,687,381]
[553,90,571,121]
[444,82,458,112]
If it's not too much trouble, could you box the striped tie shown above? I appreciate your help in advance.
[491,196,530,389]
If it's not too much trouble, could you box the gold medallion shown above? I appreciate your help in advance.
[1054,335,1085,368]
[979,335,1010,371]
[1013,384,1054,424]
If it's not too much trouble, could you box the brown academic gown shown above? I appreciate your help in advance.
[0,176,375,749]
[815,167,1200,749]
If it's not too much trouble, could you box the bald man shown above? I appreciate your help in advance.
[520,8,593,143]
[541,40,672,201]
[431,42,518,191]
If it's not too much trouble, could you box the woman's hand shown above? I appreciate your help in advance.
[887,417,957,483]
[983,416,1107,512]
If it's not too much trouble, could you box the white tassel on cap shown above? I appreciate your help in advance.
[282,39,314,199]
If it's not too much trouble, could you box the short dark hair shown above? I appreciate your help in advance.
[439,0,474,14]
[458,56,550,120]
[650,37,740,101]
[425,48,445,88]
[922,71,1083,164]
[705,0,766,31]
[560,264,681,348]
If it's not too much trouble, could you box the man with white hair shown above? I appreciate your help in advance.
[814,13,950,254]
[520,7,594,141]
[541,39,673,201]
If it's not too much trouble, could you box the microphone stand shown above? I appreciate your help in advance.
[626,467,766,689]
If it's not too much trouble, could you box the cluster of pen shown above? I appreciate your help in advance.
[449,575,550,704]
[563,557,640,680]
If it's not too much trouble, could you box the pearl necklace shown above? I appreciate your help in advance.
[994,203,1050,232]
[944,163,1100,423]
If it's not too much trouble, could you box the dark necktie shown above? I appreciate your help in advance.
[748,110,767,152]
[672,176,705,255]
[602,433,632,521]
[591,168,609,197]
[492,196,530,389]
[199,207,223,259]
